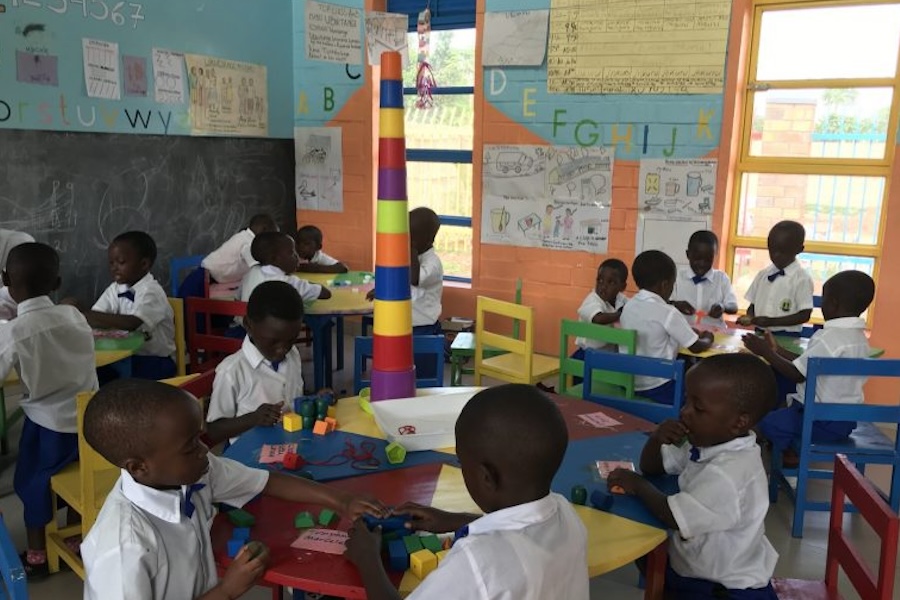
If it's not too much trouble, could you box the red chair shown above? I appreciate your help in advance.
[774,454,899,600]
[186,297,247,373]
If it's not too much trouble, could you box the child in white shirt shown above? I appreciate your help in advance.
[670,230,738,328]
[201,214,278,285]
[295,225,348,274]
[0,228,36,320]
[575,258,629,354]
[409,207,444,378]
[239,232,331,304]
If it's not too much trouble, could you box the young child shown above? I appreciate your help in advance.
[344,384,589,600]
[670,230,738,327]
[607,354,779,599]
[409,207,444,378]
[619,250,713,404]
[737,220,814,334]
[0,243,99,578]
[0,228,35,320]
[295,225,349,274]
[240,232,331,303]
[201,214,278,285]
[207,281,305,444]
[574,258,629,356]
[81,378,386,600]
[744,270,874,465]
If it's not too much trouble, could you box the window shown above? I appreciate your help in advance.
[387,0,476,282]
[729,1,900,319]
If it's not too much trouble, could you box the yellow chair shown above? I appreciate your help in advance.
[46,391,119,578]
[168,297,187,377]
[474,296,560,386]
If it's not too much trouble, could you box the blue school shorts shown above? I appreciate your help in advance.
[666,564,778,600]
[639,379,678,406]
[14,418,79,528]
[758,402,856,451]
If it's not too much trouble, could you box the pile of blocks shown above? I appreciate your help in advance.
[283,390,339,434]
[387,534,450,579]
[225,509,258,559]
[294,508,339,529]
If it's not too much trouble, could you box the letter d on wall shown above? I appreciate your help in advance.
[489,69,507,96]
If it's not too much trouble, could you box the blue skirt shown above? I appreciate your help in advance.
[14,418,79,528]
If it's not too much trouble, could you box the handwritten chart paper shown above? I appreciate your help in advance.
[365,11,409,66]
[547,0,732,94]
[295,127,344,212]
[185,54,268,136]
[482,10,550,66]
[291,528,349,555]
[307,0,363,65]
[259,443,298,465]
[82,39,120,100]
[152,48,186,104]
[578,411,623,429]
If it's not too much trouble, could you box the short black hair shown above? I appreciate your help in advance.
[771,220,806,246]
[688,230,719,249]
[84,379,195,467]
[5,242,59,296]
[825,270,875,316]
[409,207,441,242]
[251,231,292,265]
[249,214,278,233]
[632,250,676,290]
[246,280,304,323]
[689,354,776,424]
[112,231,157,264]
[456,384,568,492]
[599,258,628,283]
[296,225,323,246]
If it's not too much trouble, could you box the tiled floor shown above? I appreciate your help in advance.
[4,329,897,599]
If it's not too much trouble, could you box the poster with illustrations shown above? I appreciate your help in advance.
[638,159,717,217]
[184,54,268,136]
[294,127,344,212]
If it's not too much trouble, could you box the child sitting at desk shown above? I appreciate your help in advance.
[0,228,35,320]
[575,257,629,354]
[607,354,779,599]
[744,270,874,467]
[670,230,738,328]
[207,281,305,445]
[344,384,589,600]
[620,250,713,405]
[240,232,331,303]
[81,378,385,600]
[0,243,98,578]
[295,224,349,274]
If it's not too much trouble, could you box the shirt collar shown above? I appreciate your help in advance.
[770,261,799,276]
[119,469,188,524]
[240,335,285,372]
[260,264,286,277]
[419,248,436,260]
[824,316,866,330]
[15,296,54,315]
[690,432,758,463]
[116,272,155,294]
[681,267,710,280]
[466,493,559,537]
[635,289,666,303]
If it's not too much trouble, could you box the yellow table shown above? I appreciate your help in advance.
[680,330,884,359]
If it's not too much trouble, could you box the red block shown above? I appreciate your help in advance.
[373,334,413,372]
[283,451,304,470]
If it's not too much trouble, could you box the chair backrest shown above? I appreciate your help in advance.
[826,454,899,600]
[0,514,27,599]
[353,335,445,394]
[475,296,535,379]
[168,297,187,377]
[186,297,247,373]
[169,255,205,297]
[76,391,118,534]
[582,349,684,423]
[558,319,637,397]
[512,278,523,340]
[801,295,825,337]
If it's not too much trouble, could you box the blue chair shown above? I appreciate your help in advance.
[582,350,685,423]
[170,255,205,297]
[353,335,445,394]
[770,356,900,538]
[0,513,27,598]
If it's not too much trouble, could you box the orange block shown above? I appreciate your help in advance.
[324,417,338,433]
[375,232,411,267]
[313,420,329,436]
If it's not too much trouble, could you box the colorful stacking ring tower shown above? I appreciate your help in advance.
[371,51,415,402]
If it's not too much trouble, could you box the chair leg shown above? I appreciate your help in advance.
[792,455,809,538]
[643,540,667,600]
[768,450,780,504]
[335,317,344,372]
[45,492,61,574]
[0,387,7,456]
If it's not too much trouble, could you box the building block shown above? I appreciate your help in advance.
[227,538,244,559]
[388,539,409,572]
[403,535,423,554]
[232,527,251,542]
[410,549,438,579]
[385,441,407,464]
[327,405,337,419]
[297,398,316,417]
[319,508,338,526]
[313,420,329,435]
[570,484,588,505]
[283,412,302,432]
[420,534,442,553]
[302,416,315,430]
[283,451,303,470]
[435,549,449,564]
[324,416,338,433]
[362,513,412,533]
[227,509,256,527]
[294,511,315,529]
[590,489,613,511]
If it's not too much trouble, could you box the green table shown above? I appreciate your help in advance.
[775,335,884,358]
[449,332,510,386]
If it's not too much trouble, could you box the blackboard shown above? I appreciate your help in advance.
[0,130,296,302]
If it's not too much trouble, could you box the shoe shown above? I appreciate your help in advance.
[536,383,556,394]
[19,552,50,581]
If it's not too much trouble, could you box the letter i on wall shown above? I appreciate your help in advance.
[371,51,415,402]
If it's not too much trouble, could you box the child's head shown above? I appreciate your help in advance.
[632,250,677,299]
[251,232,299,274]
[767,221,805,269]
[109,231,156,286]
[686,230,718,278]
[595,258,628,304]
[249,214,278,235]
[409,207,441,254]
[454,384,568,513]
[681,354,776,448]
[245,281,305,364]
[84,379,209,488]
[821,270,875,320]
[295,225,324,261]
[2,242,61,303]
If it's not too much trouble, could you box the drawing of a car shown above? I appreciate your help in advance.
[496,152,533,174]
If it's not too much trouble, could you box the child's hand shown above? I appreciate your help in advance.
[697,330,714,343]
[340,493,388,521]
[365,289,375,302]
[653,419,689,445]
[708,304,724,319]
[736,315,754,326]
[217,543,269,598]
[253,403,283,427]
[672,300,695,315]
[743,331,776,356]
[344,519,382,568]
[606,469,646,496]
[753,316,772,328]
[393,502,467,534]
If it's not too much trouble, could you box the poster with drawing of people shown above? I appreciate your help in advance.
[184,54,267,136]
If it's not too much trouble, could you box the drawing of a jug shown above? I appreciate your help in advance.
[491,207,510,233]
[665,180,680,196]
[645,173,660,194]
[686,172,702,197]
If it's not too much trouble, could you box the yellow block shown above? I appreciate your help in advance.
[376,200,409,234]
[373,300,412,337]
[409,549,437,580]
[379,108,406,139]
[283,413,302,433]
[435,549,449,564]
[327,405,337,418]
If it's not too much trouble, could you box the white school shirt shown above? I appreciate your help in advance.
[412,248,443,327]
[201,228,256,284]
[791,316,870,405]
[409,493,589,600]
[0,296,98,433]
[0,287,15,321]
[575,291,627,349]
[671,268,738,328]
[745,261,814,333]
[662,433,777,590]
[0,229,35,269]
[207,336,304,443]
[306,249,339,266]
[92,273,176,358]
[240,264,323,304]
[82,455,269,600]
[619,290,699,391]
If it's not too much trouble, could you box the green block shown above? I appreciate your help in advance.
[319,508,337,526]
[227,509,256,527]
[385,441,407,465]
[420,534,442,553]
[403,535,423,554]
[294,511,315,529]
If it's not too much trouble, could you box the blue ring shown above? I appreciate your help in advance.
[379,80,404,109]
[374,266,411,301]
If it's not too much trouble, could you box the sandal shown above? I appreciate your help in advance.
[18,552,50,581]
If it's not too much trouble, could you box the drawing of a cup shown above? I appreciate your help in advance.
[491,207,510,233]
[686,172,701,197]
[645,173,660,194]
[665,180,680,196]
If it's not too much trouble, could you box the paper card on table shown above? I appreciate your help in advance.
[595,460,635,480]
[291,528,349,555]
[259,443,297,464]
[577,411,622,429]
[92,329,132,339]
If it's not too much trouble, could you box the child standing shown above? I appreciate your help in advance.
[295,225,349,274]
[0,243,99,578]
[240,232,331,303]
[345,384,589,600]
[608,354,779,599]
[670,230,738,327]
[574,258,629,356]
[619,250,713,405]
[192,214,278,293]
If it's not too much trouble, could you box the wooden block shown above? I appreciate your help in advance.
[227,509,255,527]
[402,535,423,554]
[388,539,409,571]
[326,406,337,418]
[232,527,251,542]
[410,549,437,579]
[294,511,315,528]
[313,420,329,435]
[227,539,244,559]
[324,416,337,433]
[420,534,442,553]
[283,412,302,432]
[319,508,337,526]
[435,549,449,564]
[283,451,303,470]
[385,441,407,464]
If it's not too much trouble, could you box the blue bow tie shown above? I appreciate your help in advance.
[183,483,206,518]
[691,275,708,285]
[767,269,786,282]
[689,446,701,462]
[270,360,281,373]
[453,525,469,543]
[117,290,135,302]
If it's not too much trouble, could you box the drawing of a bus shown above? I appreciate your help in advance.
[496,152,533,174]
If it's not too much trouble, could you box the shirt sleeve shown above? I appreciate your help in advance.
[407,544,485,600]
[0,329,17,382]
[667,465,742,539]
[84,542,157,600]
[208,455,269,507]
[720,273,739,311]
[132,285,172,333]
[792,331,830,378]
[417,253,443,288]
[577,293,609,323]
[239,240,256,268]
[661,443,689,475]
[312,251,339,266]
[745,271,764,304]
[663,307,699,348]
[290,276,323,302]
[793,271,815,311]
[92,284,118,313]
[206,367,240,422]
[0,287,16,320]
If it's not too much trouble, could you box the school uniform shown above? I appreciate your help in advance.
[0,229,35,268]
[619,290,698,404]
[0,287,15,320]
[760,317,870,450]
[745,261,814,334]
[304,249,340,266]
[93,273,176,380]
[411,248,444,378]
[0,296,98,527]
[208,336,304,443]
[662,434,778,599]
[671,268,738,327]
[201,228,257,284]
[240,264,323,303]
[575,291,628,351]
[82,454,268,600]
[408,493,589,600]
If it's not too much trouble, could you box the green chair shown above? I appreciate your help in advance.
[558,319,637,398]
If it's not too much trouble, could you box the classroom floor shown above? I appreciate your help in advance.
[2,326,896,599]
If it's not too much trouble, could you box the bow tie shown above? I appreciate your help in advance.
[767,269,786,282]
[117,290,135,302]
[453,525,469,543]
[689,446,701,462]
[691,275,708,285]
[183,483,206,518]
[269,360,281,373]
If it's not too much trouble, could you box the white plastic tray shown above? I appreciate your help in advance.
[370,387,483,451]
